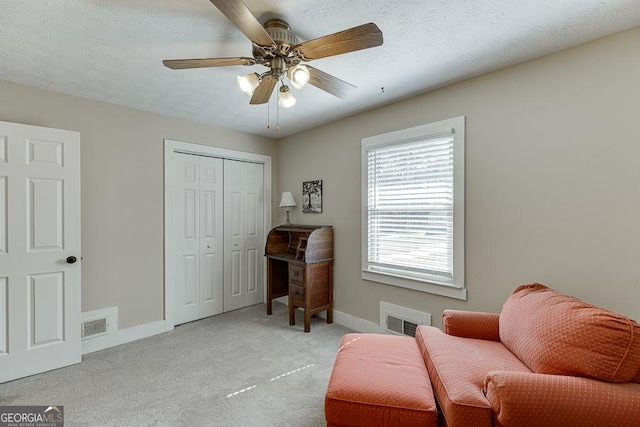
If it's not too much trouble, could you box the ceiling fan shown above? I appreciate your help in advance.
[163,0,383,108]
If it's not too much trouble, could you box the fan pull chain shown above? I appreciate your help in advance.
[266,98,270,129]
[276,97,280,132]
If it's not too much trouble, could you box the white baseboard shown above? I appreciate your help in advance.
[82,320,167,355]
[318,309,384,334]
[284,297,382,334]
[83,306,382,355]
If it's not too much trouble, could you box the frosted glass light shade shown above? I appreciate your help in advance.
[278,85,296,108]
[288,64,310,90]
[237,73,259,96]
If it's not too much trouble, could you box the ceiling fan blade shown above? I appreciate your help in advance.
[307,66,356,99]
[250,76,277,104]
[163,57,255,69]
[294,23,383,60]
[209,0,275,48]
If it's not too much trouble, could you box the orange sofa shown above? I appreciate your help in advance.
[416,283,640,427]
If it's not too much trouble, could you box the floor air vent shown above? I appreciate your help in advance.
[380,302,431,337]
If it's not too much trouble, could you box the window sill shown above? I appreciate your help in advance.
[362,270,467,300]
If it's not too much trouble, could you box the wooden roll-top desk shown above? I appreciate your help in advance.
[265,224,334,332]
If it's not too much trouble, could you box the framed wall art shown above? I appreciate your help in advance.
[302,180,322,213]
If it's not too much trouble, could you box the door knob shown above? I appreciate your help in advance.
[66,256,77,264]
[207,244,212,248]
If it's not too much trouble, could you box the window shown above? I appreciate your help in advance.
[361,116,466,300]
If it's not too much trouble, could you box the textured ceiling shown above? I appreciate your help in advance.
[2,0,640,138]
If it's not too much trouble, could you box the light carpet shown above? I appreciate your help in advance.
[0,302,353,426]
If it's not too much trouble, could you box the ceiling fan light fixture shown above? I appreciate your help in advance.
[163,0,384,116]
[278,85,297,108]
[288,64,310,89]
[237,72,260,96]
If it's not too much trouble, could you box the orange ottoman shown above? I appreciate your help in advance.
[325,333,437,427]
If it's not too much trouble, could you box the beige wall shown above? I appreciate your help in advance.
[0,81,278,329]
[278,26,640,327]
[2,25,639,334]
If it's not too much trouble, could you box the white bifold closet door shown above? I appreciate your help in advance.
[173,153,263,325]
[222,158,264,312]
[173,154,224,324]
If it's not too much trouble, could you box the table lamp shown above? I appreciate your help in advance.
[279,191,297,225]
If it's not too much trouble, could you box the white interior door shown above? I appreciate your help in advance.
[0,120,81,383]
[173,154,223,325]
[223,160,264,312]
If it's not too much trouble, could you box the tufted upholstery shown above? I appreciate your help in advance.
[325,333,437,427]
[500,283,640,383]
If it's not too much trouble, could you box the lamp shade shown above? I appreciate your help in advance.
[288,64,310,90]
[237,73,259,96]
[278,85,297,108]
[279,191,297,208]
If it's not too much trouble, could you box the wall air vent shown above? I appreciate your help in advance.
[380,301,431,337]
[81,307,117,340]
[82,318,107,338]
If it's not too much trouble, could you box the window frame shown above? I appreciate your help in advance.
[361,116,466,300]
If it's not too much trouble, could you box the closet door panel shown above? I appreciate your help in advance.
[223,160,264,311]
[199,156,223,318]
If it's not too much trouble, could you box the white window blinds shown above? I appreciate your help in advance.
[366,131,455,282]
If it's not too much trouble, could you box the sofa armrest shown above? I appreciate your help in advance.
[485,371,640,427]
[442,309,500,341]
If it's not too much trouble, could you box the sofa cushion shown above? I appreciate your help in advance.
[500,283,640,383]
[484,371,640,427]
[325,333,437,427]
[416,325,531,427]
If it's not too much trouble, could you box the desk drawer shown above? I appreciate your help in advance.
[289,283,305,301]
[289,264,305,282]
